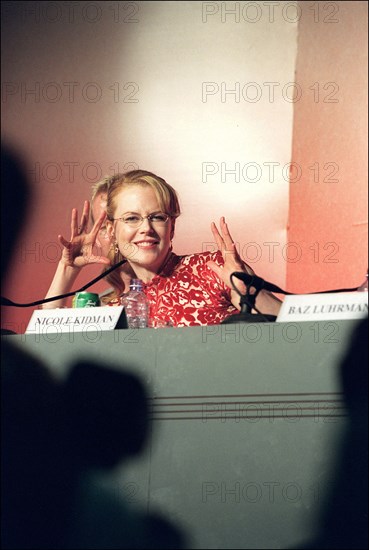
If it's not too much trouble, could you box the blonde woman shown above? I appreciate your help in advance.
[44,171,281,326]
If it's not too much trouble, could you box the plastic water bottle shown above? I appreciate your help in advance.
[121,279,149,328]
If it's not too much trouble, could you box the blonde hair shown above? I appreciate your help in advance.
[106,170,180,221]
[102,170,181,300]
[90,175,115,223]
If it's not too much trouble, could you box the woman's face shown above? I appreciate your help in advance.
[109,185,174,274]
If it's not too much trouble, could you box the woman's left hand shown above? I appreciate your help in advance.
[207,217,254,304]
[207,217,282,316]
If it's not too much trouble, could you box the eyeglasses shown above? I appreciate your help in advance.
[111,212,171,228]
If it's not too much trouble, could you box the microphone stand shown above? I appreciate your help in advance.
[222,274,277,324]
[221,271,362,325]
[221,273,277,325]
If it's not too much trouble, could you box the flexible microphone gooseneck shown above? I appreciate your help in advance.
[0,259,127,307]
[222,272,278,324]
[231,272,360,296]
[221,272,362,324]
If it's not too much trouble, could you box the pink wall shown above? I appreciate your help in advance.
[288,1,368,293]
[1,2,296,332]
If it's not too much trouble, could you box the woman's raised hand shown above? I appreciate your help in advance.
[58,201,111,268]
[207,217,282,315]
[207,217,254,294]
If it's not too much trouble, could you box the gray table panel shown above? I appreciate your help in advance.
[3,320,359,548]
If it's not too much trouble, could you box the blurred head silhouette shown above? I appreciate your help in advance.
[1,144,31,282]
[302,316,368,550]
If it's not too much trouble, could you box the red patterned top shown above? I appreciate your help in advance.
[107,251,238,327]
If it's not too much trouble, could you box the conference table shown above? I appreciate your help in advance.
[4,319,360,549]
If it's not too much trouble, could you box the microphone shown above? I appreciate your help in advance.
[231,272,293,295]
[221,272,362,325]
[1,259,127,308]
[222,271,278,324]
[231,272,361,296]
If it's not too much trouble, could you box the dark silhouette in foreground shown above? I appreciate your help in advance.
[300,316,368,550]
[1,351,184,549]
[1,144,185,549]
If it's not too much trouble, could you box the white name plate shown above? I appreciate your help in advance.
[26,306,127,334]
[277,292,368,322]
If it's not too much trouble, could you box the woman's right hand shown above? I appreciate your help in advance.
[58,200,111,268]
